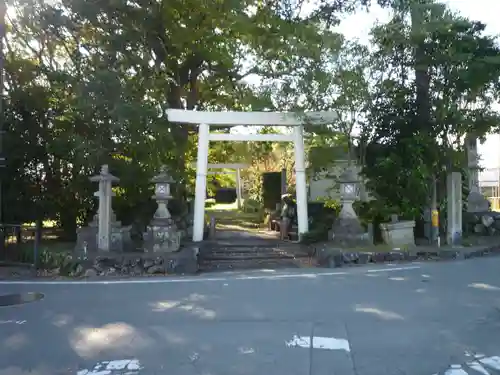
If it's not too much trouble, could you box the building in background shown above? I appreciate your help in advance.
[478,134,500,211]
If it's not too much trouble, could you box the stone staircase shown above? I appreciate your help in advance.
[198,238,313,272]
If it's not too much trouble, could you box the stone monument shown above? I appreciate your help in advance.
[446,171,462,245]
[329,166,371,246]
[75,165,131,253]
[466,135,489,213]
[143,166,181,252]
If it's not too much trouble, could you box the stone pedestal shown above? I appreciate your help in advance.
[143,166,181,253]
[76,215,132,254]
[143,218,181,253]
[329,217,371,247]
[380,220,416,248]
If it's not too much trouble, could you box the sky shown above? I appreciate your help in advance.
[335,0,500,170]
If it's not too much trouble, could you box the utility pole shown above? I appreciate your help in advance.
[0,0,6,253]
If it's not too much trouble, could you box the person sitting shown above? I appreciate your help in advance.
[280,194,296,240]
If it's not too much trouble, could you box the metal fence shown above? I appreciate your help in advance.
[0,223,41,267]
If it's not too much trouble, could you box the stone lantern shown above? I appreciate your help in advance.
[329,166,370,246]
[338,167,360,219]
[143,166,181,253]
[152,166,175,220]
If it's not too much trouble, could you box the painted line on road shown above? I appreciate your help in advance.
[77,359,142,375]
[0,320,26,325]
[432,353,500,374]
[0,265,421,285]
[285,335,350,351]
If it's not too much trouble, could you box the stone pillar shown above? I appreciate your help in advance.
[293,125,309,236]
[446,172,462,245]
[236,168,242,209]
[89,165,119,251]
[193,123,210,242]
[465,134,489,213]
[466,134,480,194]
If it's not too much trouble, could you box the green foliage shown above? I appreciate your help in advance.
[4,0,500,246]
[205,199,216,208]
[242,198,262,213]
[314,196,342,212]
[2,0,335,238]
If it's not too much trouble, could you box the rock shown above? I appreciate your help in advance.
[329,254,344,268]
[147,264,165,274]
[134,258,143,266]
[357,252,372,264]
[342,252,359,264]
[105,267,118,276]
[84,268,98,278]
[385,251,405,262]
[93,261,106,273]
[72,264,84,277]
[372,252,386,263]
[438,250,460,260]
[405,252,418,261]
[132,265,144,275]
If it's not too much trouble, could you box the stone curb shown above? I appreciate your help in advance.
[315,244,500,268]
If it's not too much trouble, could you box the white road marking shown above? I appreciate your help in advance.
[238,347,255,354]
[0,320,26,325]
[77,359,142,375]
[444,364,468,374]
[479,356,500,371]
[0,265,421,285]
[466,361,491,375]
[285,335,350,351]
[365,266,420,274]
[432,354,500,374]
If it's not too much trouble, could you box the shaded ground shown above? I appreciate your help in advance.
[1,258,500,374]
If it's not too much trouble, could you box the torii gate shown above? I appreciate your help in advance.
[205,163,249,209]
[167,109,337,242]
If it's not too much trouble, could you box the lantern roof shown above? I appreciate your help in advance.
[338,167,358,183]
[151,165,175,184]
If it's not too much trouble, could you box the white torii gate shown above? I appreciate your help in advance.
[204,163,249,209]
[167,109,337,242]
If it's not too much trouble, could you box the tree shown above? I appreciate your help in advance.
[362,0,500,219]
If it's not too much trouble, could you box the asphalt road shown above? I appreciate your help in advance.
[1,257,500,375]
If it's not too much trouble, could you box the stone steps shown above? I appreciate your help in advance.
[199,242,312,272]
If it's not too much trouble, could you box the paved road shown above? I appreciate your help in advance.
[1,258,500,375]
